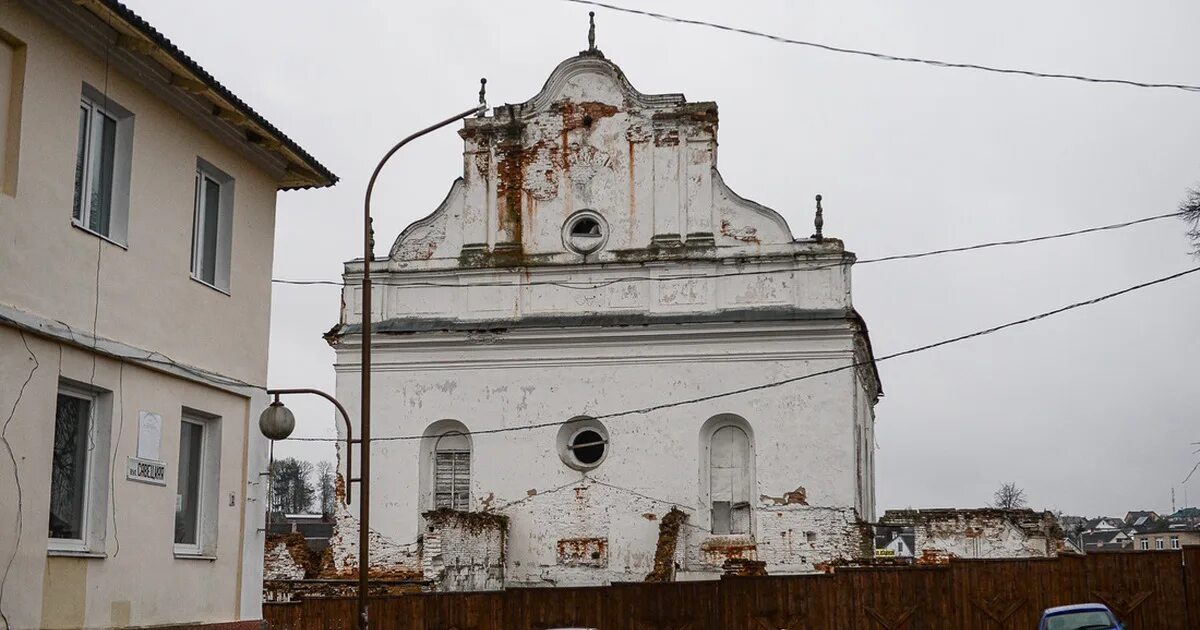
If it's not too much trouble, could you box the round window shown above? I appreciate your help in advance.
[562,211,608,255]
[557,418,609,470]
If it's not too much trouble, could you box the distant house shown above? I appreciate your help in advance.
[1086,517,1127,532]
[874,525,915,558]
[1131,520,1200,551]
[1124,510,1160,528]
[1080,529,1134,552]
[1168,507,1200,524]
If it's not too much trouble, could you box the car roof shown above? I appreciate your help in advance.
[1044,603,1112,614]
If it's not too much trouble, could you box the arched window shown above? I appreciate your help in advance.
[421,420,472,512]
[707,421,752,535]
[433,431,470,510]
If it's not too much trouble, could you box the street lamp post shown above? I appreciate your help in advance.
[262,82,486,630]
[355,81,487,630]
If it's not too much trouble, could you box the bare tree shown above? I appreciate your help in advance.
[992,482,1027,510]
[315,460,336,517]
[1183,187,1200,255]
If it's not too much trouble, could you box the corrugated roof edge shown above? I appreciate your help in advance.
[97,0,338,190]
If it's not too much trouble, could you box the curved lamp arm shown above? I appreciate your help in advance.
[266,388,357,505]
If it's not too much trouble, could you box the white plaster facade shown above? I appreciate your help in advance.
[328,48,880,588]
[0,1,333,627]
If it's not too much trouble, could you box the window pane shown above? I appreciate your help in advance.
[199,176,221,284]
[72,105,89,221]
[710,425,751,534]
[87,111,116,236]
[49,393,90,540]
[174,421,204,545]
[434,447,469,510]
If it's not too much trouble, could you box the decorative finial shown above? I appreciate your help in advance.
[812,194,824,241]
[477,78,488,117]
[588,11,596,51]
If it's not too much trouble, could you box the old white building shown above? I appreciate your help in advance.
[326,42,880,588]
[0,1,334,627]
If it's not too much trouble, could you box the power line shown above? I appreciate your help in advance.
[0,332,38,630]
[270,210,1184,290]
[565,0,1200,93]
[287,264,1200,442]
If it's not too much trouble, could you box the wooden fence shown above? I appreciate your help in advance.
[264,549,1200,629]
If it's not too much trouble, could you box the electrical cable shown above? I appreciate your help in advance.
[86,8,116,454]
[285,265,1200,443]
[109,363,124,558]
[564,0,1200,93]
[0,333,39,630]
[270,211,1184,290]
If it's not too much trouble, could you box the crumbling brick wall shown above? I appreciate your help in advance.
[422,508,508,591]
[879,508,1063,562]
[321,497,423,580]
[681,505,870,575]
[264,533,312,581]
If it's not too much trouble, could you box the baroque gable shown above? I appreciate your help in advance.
[388,51,806,270]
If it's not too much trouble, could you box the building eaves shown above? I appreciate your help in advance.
[329,307,860,338]
[70,0,337,190]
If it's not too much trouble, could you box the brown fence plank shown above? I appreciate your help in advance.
[1086,550,1188,628]
[501,585,608,630]
[843,565,950,629]
[1183,546,1200,626]
[606,581,718,630]
[261,551,1200,630]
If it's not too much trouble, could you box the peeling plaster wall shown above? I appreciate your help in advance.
[329,50,879,590]
[332,332,872,587]
[879,510,1062,561]
[322,499,422,579]
[421,510,507,591]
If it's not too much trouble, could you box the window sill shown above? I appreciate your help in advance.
[47,548,106,559]
[71,221,128,250]
[174,552,217,561]
[189,275,231,296]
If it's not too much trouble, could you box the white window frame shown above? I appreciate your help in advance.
[48,381,111,556]
[1140,538,1150,551]
[190,159,235,293]
[1171,536,1180,550]
[174,409,221,558]
[72,86,133,245]
[1155,537,1165,550]
[555,417,610,472]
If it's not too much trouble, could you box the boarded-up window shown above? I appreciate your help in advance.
[434,432,470,510]
[710,425,750,535]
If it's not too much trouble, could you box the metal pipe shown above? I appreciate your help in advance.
[266,387,357,504]
[358,90,486,630]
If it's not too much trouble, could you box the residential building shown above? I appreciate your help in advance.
[1131,521,1200,551]
[323,41,880,589]
[1080,529,1134,552]
[1167,507,1200,524]
[1124,510,1160,528]
[0,1,334,628]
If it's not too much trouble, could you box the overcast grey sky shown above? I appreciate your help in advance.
[123,0,1200,518]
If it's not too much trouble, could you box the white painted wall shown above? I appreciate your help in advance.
[330,51,879,587]
[0,2,297,626]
